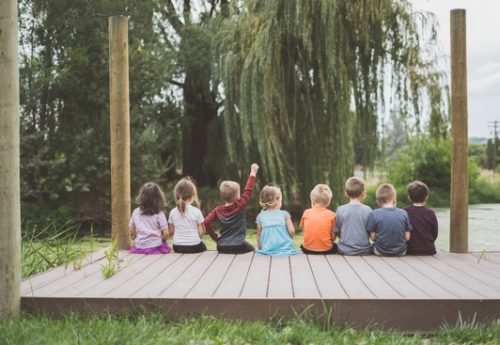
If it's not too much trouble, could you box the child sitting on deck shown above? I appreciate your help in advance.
[204,164,259,254]
[255,186,298,256]
[300,184,337,254]
[367,184,412,256]
[168,177,207,254]
[129,182,171,254]
[404,181,438,255]
[334,177,373,256]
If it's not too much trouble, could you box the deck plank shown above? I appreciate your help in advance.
[80,254,162,297]
[470,252,500,265]
[444,253,500,279]
[239,254,270,298]
[380,256,456,299]
[417,256,500,298]
[307,255,347,298]
[213,252,254,298]
[362,256,429,299]
[21,248,108,295]
[344,256,402,298]
[161,252,219,298]
[289,255,320,298]
[132,253,201,298]
[325,255,374,298]
[431,256,500,298]
[187,254,235,298]
[29,250,131,297]
[267,256,293,298]
[400,256,480,299]
[111,254,182,297]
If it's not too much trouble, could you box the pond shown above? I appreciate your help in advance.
[435,204,500,251]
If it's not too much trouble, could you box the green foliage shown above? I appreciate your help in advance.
[21,221,107,277]
[101,243,120,279]
[218,0,448,205]
[2,314,500,345]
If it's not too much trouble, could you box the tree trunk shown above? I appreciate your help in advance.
[182,71,218,186]
[0,0,21,320]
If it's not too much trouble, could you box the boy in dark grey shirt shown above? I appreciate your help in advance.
[335,177,373,255]
[367,183,413,256]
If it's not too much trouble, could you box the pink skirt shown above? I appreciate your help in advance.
[129,242,171,254]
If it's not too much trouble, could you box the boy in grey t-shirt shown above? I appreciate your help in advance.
[334,177,373,256]
[366,183,413,256]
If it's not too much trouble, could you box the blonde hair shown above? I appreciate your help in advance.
[220,180,240,203]
[259,186,281,210]
[345,177,366,198]
[174,177,199,215]
[376,183,397,205]
[310,184,333,206]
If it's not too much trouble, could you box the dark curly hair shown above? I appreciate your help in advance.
[135,182,166,215]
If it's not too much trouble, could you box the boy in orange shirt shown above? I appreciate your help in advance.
[300,184,337,254]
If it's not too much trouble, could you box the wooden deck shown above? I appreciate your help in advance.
[21,250,500,331]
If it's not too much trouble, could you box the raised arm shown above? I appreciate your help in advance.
[236,164,259,209]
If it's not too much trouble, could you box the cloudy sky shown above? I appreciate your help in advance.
[411,0,500,138]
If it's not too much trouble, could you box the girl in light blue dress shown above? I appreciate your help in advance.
[256,186,298,256]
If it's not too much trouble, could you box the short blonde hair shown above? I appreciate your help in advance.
[310,184,333,206]
[376,183,396,205]
[345,177,366,198]
[259,186,281,210]
[220,180,240,203]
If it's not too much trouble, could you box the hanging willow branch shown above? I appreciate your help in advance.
[216,0,448,205]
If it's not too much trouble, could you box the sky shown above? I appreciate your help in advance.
[411,0,500,138]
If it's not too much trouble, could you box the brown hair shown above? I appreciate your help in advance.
[345,177,366,198]
[259,186,281,210]
[135,182,166,215]
[376,183,396,205]
[174,177,200,215]
[407,180,429,203]
[310,184,333,207]
[219,180,240,203]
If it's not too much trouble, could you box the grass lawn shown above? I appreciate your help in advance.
[1,314,500,345]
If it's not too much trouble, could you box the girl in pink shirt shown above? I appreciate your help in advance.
[129,182,171,254]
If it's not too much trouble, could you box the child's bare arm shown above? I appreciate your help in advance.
[168,223,175,236]
[256,223,262,249]
[404,231,411,241]
[130,227,136,238]
[370,232,376,241]
[331,229,337,241]
[198,223,205,238]
[161,228,168,241]
[286,218,295,237]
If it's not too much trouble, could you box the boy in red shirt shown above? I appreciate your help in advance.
[204,164,259,254]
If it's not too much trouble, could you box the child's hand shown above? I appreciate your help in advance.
[250,163,259,176]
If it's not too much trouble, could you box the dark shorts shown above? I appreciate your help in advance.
[217,241,255,254]
[173,242,207,254]
[300,244,338,255]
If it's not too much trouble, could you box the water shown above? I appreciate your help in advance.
[435,204,500,251]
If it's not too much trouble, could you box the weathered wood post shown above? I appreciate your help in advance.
[0,0,21,319]
[109,16,131,250]
[450,9,468,253]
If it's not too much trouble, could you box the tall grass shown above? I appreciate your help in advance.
[22,220,107,278]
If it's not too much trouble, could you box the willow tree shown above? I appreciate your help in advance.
[217,0,447,204]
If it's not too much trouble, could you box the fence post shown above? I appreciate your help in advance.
[450,9,469,253]
[109,16,131,250]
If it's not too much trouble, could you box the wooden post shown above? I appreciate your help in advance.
[0,0,21,319]
[109,16,131,250]
[450,9,468,253]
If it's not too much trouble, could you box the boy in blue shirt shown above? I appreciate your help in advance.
[366,183,413,256]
